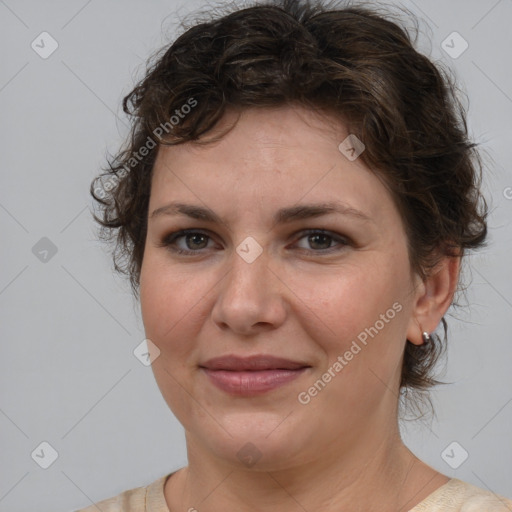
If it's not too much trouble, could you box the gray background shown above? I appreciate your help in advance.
[1,1,511,511]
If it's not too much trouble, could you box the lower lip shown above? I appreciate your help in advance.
[201,368,309,395]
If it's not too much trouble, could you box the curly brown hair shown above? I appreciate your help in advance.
[91,0,488,403]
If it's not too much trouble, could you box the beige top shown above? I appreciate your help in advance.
[74,472,512,511]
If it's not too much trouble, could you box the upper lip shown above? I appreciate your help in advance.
[200,354,311,371]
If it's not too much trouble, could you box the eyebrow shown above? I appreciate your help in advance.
[150,201,373,225]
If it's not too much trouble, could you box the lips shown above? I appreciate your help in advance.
[200,354,310,371]
[199,355,311,396]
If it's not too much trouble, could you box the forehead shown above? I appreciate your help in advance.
[149,106,398,228]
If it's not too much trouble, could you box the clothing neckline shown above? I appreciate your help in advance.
[146,471,175,512]
[407,477,459,511]
[146,471,459,512]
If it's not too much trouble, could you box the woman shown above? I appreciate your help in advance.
[78,0,511,510]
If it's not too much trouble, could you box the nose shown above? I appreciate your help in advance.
[210,246,287,337]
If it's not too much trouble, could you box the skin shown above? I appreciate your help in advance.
[139,105,460,512]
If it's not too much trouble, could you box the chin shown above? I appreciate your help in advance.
[188,413,312,471]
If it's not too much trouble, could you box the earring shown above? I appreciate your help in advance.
[422,331,431,344]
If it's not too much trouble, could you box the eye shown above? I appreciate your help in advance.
[157,228,350,256]
[158,229,215,255]
[294,229,349,253]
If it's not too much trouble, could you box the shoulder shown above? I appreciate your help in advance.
[411,478,512,512]
[72,474,169,512]
[73,483,147,512]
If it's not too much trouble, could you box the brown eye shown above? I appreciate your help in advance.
[307,233,333,250]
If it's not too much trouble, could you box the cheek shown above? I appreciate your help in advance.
[287,258,408,350]
[139,256,207,427]
[140,254,202,353]
[290,267,409,428]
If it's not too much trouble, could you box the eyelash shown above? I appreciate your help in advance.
[157,229,351,256]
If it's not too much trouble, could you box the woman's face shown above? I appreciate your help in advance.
[140,106,425,470]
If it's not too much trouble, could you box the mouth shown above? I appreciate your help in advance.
[199,354,311,395]
[199,354,310,371]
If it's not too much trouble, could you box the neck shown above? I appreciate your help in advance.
[164,421,447,512]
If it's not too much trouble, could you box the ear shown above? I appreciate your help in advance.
[406,255,461,345]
